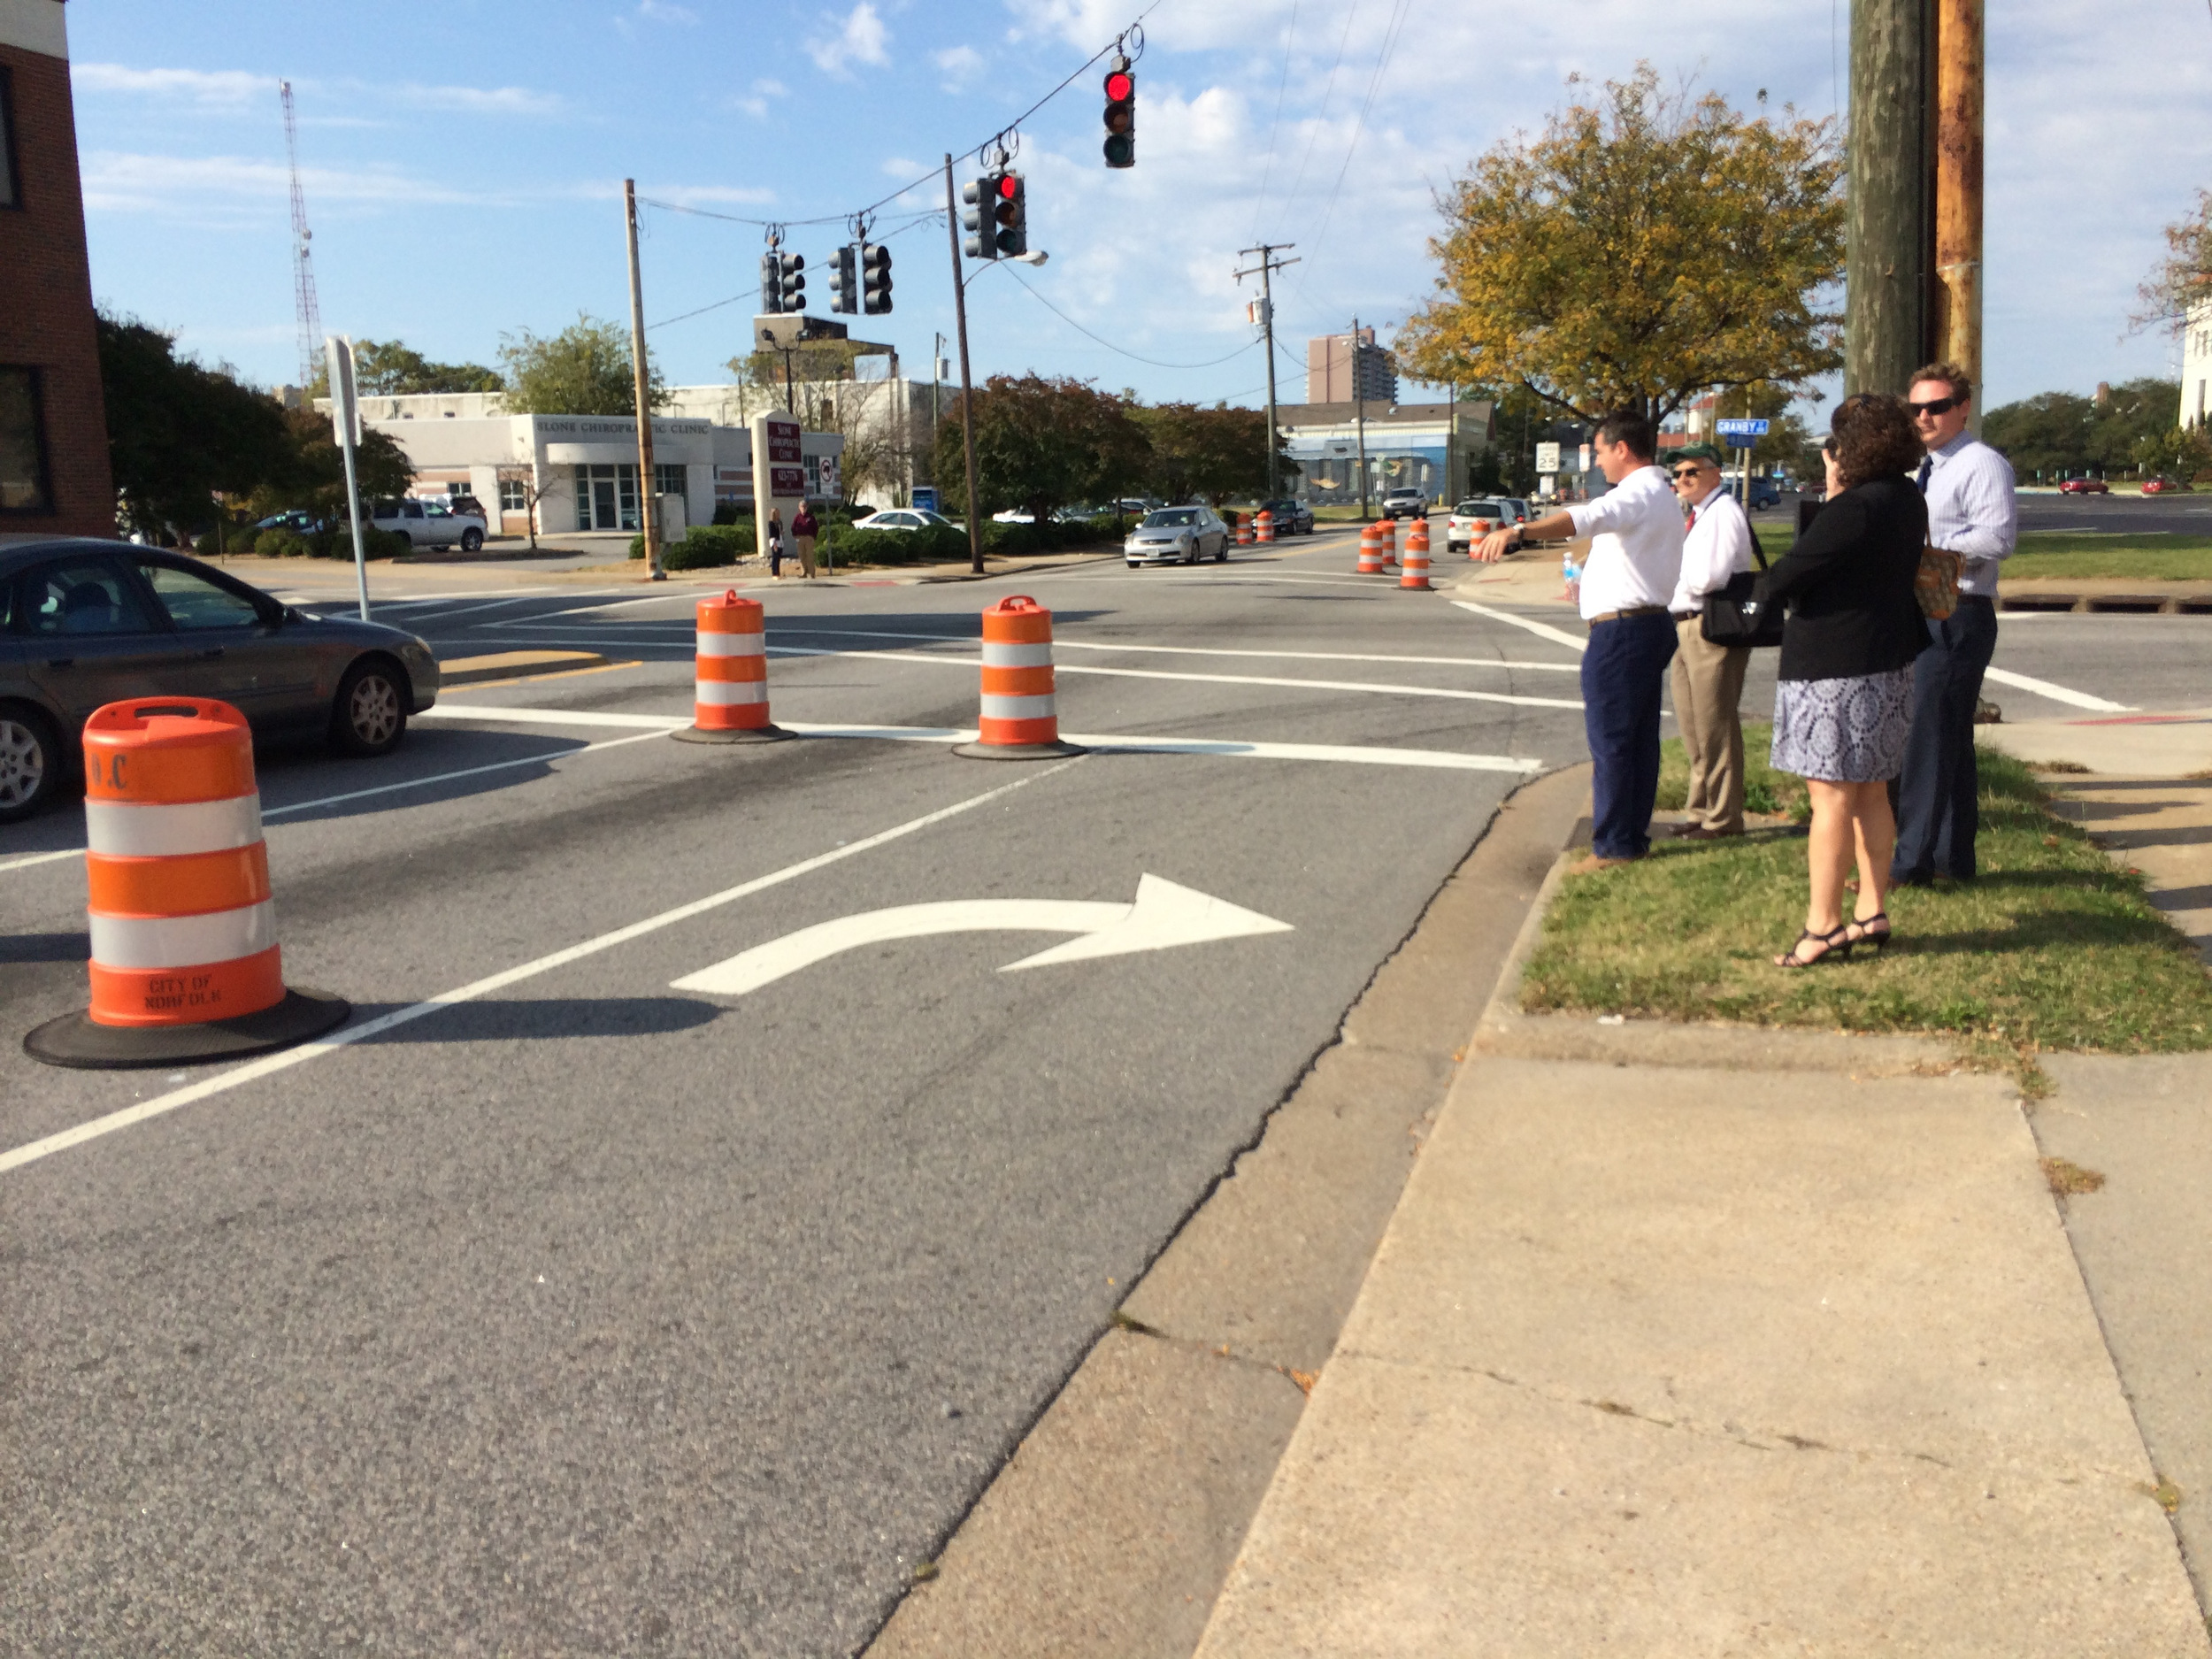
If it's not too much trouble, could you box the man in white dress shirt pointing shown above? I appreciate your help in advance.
[1478,410,1686,872]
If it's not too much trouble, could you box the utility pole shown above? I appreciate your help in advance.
[1933,0,1984,432]
[1351,318,1370,520]
[1234,242,1299,497]
[1845,0,1933,396]
[623,179,664,580]
[944,154,984,575]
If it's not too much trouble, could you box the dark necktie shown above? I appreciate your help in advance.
[1916,457,1933,492]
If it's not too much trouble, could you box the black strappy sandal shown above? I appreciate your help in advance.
[1844,911,1893,954]
[1775,924,1854,969]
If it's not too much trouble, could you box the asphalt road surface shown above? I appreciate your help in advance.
[3,525,2201,1655]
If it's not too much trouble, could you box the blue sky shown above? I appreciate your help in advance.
[62,0,2212,412]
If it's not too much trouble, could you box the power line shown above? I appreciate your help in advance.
[643,211,943,331]
[999,265,1260,369]
[1246,0,1300,242]
[640,0,1171,236]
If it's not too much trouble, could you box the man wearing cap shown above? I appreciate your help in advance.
[1478,409,1685,872]
[1666,444,1756,839]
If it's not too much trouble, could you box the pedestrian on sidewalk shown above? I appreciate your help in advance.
[1892,362,2018,887]
[1757,395,1928,967]
[766,508,785,578]
[1477,410,1684,872]
[1666,443,1757,840]
[792,502,819,580]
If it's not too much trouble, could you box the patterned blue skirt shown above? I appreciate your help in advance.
[1770,667,1916,783]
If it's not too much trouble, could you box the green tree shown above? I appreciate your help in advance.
[1398,67,1844,421]
[250,406,412,521]
[1134,402,1291,506]
[353,339,504,396]
[1983,380,2182,480]
[98,311,290,535]
[931,375,1150,524]
[499,313,661,415]
[2131,424,2212,483]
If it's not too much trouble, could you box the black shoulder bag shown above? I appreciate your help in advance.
[1699,523,1786,649]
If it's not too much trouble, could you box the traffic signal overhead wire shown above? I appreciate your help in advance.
[647,210,941,331]
[996,265,1259,371]
[636,0,1171,236]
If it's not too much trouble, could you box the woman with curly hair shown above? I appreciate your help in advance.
[1756,394,1929,967]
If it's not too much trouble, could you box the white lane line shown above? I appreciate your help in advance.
[410,595,545,623]
[422,703,1545,772]
[764,625,1584,674]
[0,731,672,877]
[1450,599,1589,654]
[0,760,1081,1176]
[1983,665,2135,713]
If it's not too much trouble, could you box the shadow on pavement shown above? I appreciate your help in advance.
[0,932,89,964]
[347,996,724,1043]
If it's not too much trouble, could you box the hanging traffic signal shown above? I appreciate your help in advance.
[994,172,1027,257]
[828,244,857,314]
[760,251,783,313]
[777,251,806,311]
[860,242,893,314]
[1102,57,1134,168]
[962,171,1002,260]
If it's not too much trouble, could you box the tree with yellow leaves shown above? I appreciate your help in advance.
[1398,67,1844,423]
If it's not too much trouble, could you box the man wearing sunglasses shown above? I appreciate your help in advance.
[1665,444,1756,839]
[1893,361,2017,886]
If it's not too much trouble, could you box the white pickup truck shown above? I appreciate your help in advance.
[369,497,487,552]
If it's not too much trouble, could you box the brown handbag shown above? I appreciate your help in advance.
[1916,545,1962,620]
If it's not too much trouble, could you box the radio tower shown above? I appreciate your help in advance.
[279,80,322,389]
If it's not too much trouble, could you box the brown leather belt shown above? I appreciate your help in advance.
[1588,604,1670,625]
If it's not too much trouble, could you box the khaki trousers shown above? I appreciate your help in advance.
[795,534,817,578]
[1671,616,1752,832]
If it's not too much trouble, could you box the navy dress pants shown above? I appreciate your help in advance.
[1581,611,1678,860]
[1892,595,1999,882]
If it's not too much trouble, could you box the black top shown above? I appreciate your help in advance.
[1757,475,1928,682]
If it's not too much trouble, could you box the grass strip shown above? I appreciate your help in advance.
[1523,733,2212,1075]
[2004,532,2212,582]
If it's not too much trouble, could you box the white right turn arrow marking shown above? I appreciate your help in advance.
[671,874,1292,998]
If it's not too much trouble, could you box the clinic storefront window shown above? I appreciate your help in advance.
[573,463,639,531]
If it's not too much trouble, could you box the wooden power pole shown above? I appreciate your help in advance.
[624,179,664,580]
[1932,0,1985,431]
[1845,0,1933,396]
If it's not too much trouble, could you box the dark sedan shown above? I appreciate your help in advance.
[0,539,441,823]
[1255,498,1316,536]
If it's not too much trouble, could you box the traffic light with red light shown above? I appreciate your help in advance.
[993,172,1027,257]
[1103,56,1134,168]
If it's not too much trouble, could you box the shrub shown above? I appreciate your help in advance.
[255,528,312,558]
[628,523,755,568]
[193,526,262,557]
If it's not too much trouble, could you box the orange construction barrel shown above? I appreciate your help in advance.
[955,595,1084,760]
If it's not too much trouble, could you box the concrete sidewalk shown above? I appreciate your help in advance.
[1192,878,2212,1654]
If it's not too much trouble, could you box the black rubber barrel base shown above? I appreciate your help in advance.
[672,724,788,744]
[24,987,352,1071]
[952,740,1087,761]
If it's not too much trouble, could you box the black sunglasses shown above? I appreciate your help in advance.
[1909,394,1962,417]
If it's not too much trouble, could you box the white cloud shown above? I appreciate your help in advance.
[808,3,891,78]
[71,62,561,118]
[933,44,984,90]
[78,150,482,216]
[638,0,698,19]
[641,183,778,209]
[72,64,267,106]
[733,76,788,119]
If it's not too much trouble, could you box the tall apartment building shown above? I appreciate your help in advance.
[1306,329,1398,406]
[1,0,113,539]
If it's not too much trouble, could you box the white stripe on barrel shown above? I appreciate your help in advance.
[88,901,280,972]
[84,794,263,858]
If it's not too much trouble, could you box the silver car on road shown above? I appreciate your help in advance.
[1125,506,1230,567]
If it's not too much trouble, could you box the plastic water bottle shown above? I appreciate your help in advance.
[1561,547,1581,586]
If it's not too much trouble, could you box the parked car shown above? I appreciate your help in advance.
[0,539,442,823]
[1255,498,1315,536]
[1726,476,1783,511]
[369,496,487,551]
[1500,497,1532,526]
[849,509,958,533]
[1445,498,1511,556]
[448,494,489,521]
[255,510,329,535]
[1380,487,1428,520]
[2057,477,2110,495]
[2143,476,2194,495]
[1125,505,1230,566]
